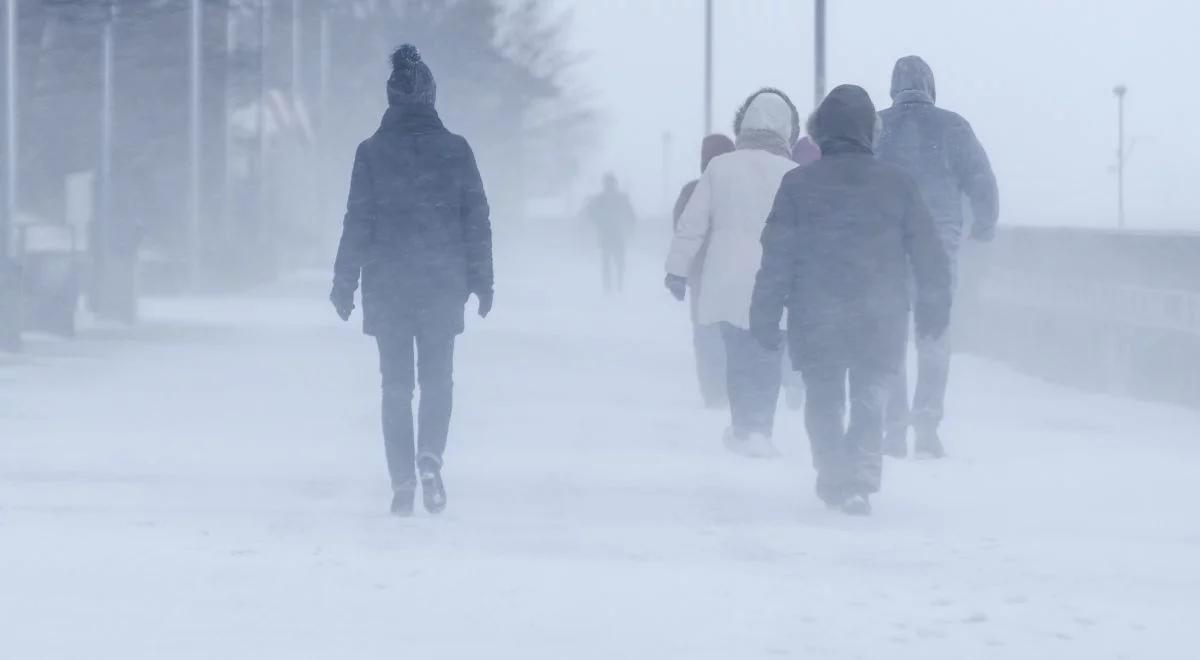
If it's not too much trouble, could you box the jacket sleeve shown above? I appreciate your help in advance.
[665,169,713,277]
[749,183,800,335]
[460,139,494,294]
[332,142,374,292]
[951,119,999,239]
[671,181,697,230]
[903,179,953,327]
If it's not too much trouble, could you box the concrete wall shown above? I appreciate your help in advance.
[958,227,1200,408]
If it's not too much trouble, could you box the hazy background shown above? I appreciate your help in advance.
[559,0,1199,231]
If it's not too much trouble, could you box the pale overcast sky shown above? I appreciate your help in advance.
[558,0,1199,230]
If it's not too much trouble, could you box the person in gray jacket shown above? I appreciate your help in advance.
[876,55,999,459]
[750,85,952,514]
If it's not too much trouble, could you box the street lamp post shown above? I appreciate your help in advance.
[704,0,712,135]
[814,0,826,106]
[0,0,17,349]
[3,0,16,258]
[1113,84,1127,230]
[189,0,203,286]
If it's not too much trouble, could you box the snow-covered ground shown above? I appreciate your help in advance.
[3,242,1199,659]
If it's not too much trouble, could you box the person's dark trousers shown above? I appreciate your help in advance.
[377,326,456,492]
[720,323,783,437]
[600,239,626,292]
[803,361,891,503]
[886,321,952,436]
[693,321,728,407]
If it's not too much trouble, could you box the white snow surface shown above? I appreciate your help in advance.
[3,243,1199,659]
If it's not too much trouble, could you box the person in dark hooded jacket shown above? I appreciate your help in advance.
[877,56,999,459]
[331,44,494,517]
[749,85,951,515]
[673,134,735,408]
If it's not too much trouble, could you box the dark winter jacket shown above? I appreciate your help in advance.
[877,56,999,251]
[750,85,952,369]
[332,104,493,336]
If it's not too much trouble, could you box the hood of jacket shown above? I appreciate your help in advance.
[733,88,800,146]
[807,84,877,156]
[701,134,735,172]
[890,55,936,105]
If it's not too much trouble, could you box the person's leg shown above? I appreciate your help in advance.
[884,319,911,456]
[911,330,951,449]
[415,329,456,471]
[801,364,849,504]
[720,323,751,437]
[600,245,613,292]
[742,327,784,438]
[693,321,728,408]
[912,254,958,454]
[846,362,892,497]
[613,240,627,292]
[377,331,417,494]
[782,344,805,411]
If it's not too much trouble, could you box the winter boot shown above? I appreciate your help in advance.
[418,459,447,515]
[722,428,779,459]
[390,484,416,517]
[839,493,872,516]
[883,429,908,459]
[744,433,780,459]
[914,428,946,460]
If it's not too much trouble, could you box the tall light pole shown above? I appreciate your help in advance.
[188,0,203,286]
[703,0,712,135]
[814,0,826,106]
[291,0,301,100]
[3,0,17,258]
[1113,84,1127,230]
[1,0,17,349]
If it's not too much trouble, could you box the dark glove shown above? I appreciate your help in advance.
[752,324,783,352]
[330,283,355,322]
[915,304,951,341]
[475,289,494,319]
[664,274,687,302]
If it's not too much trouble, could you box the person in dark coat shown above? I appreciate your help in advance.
[584,174,637,293]
[673,134,735,408]
[330,44,494,517]
[749,85,952,515]
[877,55,999,459]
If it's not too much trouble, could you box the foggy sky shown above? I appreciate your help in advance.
[559,0,1199,231]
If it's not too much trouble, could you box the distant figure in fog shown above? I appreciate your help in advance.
[750,85,952,515]
[876,55,999,459]
[666,88,800,457]
[583,174,637,293]
[673,134,735,408]
[330,44,494,517]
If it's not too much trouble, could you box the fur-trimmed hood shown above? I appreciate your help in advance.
[733,88,800,146]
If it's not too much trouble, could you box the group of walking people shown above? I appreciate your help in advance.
[329,43,997,518]
[666,56,998,515]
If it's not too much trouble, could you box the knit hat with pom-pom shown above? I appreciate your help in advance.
[387,44,436,107]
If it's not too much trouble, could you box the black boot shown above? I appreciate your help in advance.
[914,428,946,460]
[418,459,447,514]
